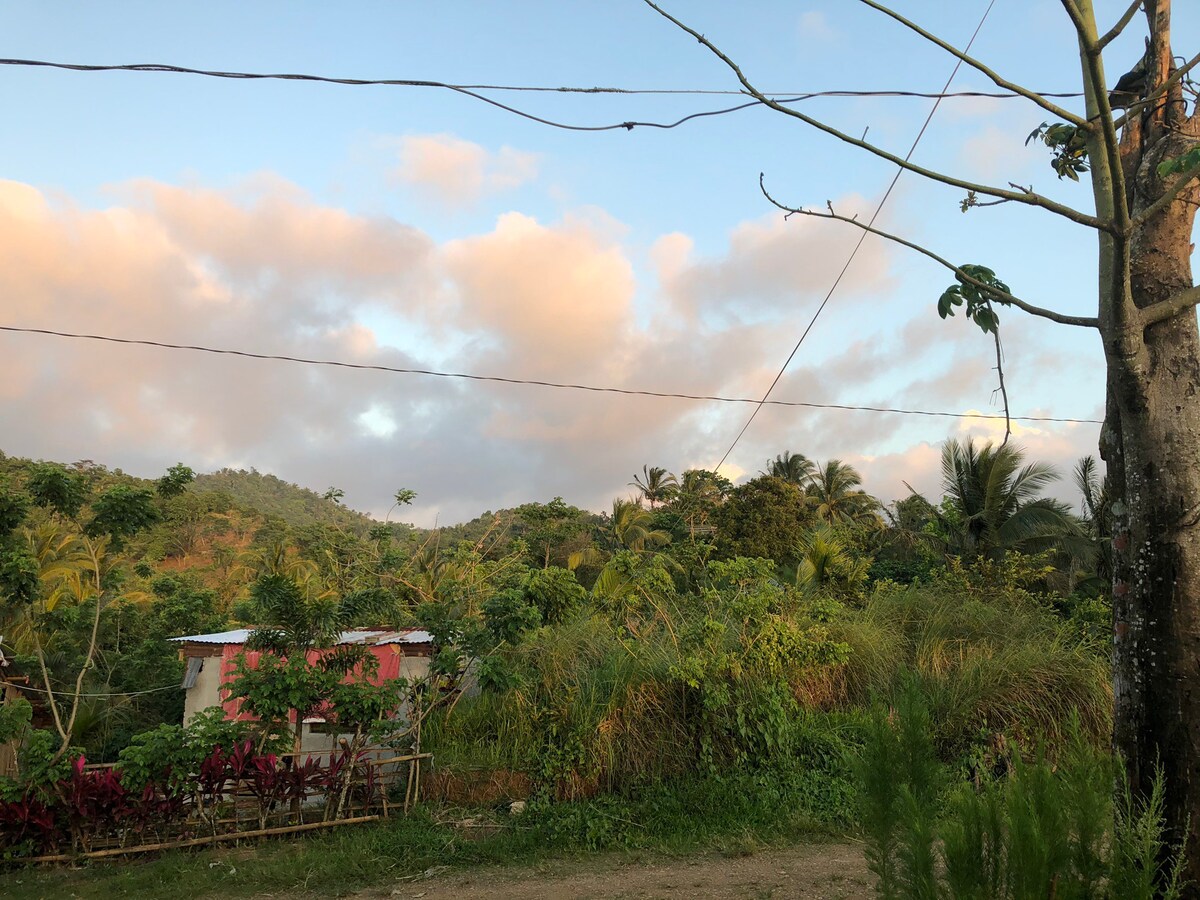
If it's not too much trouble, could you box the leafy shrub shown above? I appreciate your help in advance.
[837,577,1109,756]
[858,683,1185,900]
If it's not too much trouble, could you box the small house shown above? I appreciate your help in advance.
[170,628,433,752]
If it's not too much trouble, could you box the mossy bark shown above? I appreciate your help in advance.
[1099,0,1200,886]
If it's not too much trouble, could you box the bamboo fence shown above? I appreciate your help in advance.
[19,750,432,863]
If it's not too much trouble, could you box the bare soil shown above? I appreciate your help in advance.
[360,842,873,900]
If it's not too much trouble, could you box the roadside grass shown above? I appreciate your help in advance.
[5,765,851,899]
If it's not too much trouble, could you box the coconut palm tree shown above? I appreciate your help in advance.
[763,451,815,485]
[1075,455,1109,534]
[671,469,729,540]
[15,531,122,761]
[630,465,678,508]
[612,498,672,552]
[232,539,321,593]
[1073,455,1112,586]
[569,498,672,570]
[935,438,1080,560]
[242,573,397,754]
[794,525,871,598]
[806,460,880,527]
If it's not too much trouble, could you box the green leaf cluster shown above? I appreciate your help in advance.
[937,264,1011,334]
[1026,121,1090,180]
[1157,146,1200,178]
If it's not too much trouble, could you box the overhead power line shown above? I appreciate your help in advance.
[0,324,1100,426]
[4,680,182,699]
[715,0,1000,471]
[0,57,1083,133]
[0,58,1082,98]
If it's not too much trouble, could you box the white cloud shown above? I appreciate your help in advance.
[0,174,1098,524]
[392,134,540,208]
[798,10,835,42]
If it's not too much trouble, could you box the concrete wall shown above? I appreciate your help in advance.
[183,654,224,726]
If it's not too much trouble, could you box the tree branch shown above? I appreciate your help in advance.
[1097,0,1146,52]
[1113,50,1200,130]
[1130,154,1200,228]
[859,0,1088,126]
[989,307,1013,446]
[1062,0,1131,233]
[643,1,1112,233]
[31,630,67,743]
[1059,0,1094,48]
[51,538,106,764]
[1140,284,1200,327]
[759,175,1100,328]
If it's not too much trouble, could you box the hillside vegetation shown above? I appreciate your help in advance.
[0,443,1162,899]
[193,468,381,534]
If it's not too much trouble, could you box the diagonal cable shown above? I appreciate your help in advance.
[715,0,1000,472]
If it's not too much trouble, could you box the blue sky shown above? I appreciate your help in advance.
[0,1,1194,524]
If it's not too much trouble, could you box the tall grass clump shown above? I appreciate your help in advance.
[838,571,1110,756]
[425,613,694,795]
[859,685,1185,899]
[426,559,856,801]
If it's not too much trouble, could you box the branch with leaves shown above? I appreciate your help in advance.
[1132,150,1200,227]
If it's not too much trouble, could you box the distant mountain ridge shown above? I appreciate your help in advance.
[0,452,383,534]
[193,469,380,532]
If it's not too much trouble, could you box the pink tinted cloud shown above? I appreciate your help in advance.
[0,173,1096,524]
[393,134,540,208]
[441,211,635,376]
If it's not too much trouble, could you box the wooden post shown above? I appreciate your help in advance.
[0,682,20,779]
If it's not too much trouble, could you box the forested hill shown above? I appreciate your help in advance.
[193,468,377,533]
[0,453,383,532]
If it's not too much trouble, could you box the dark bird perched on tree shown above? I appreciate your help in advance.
[1109,40,1150,110]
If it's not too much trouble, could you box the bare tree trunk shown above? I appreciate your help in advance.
[1106,19,1200,879]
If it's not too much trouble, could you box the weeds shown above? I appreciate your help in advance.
[4,763,848,899]
[839,579,1110,756]
[858,685,1185,899]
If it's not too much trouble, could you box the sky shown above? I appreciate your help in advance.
[0,1,1195,526]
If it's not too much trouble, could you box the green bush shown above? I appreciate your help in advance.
[837,577,1109,757]
[858,683,1184,900]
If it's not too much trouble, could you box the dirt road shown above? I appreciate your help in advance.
[362,842,873,900]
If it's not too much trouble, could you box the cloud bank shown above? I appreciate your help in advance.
[0,142,1100,524]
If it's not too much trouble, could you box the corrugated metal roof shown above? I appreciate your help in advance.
[170,628,432,645]
[170,628,253,644]
[378,630,433,645]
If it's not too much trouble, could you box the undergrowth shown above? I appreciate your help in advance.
[860,678,1185,900]
[4,760,851,900]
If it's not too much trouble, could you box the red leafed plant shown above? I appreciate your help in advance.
[0,793,57,856]
[1,737,393,859]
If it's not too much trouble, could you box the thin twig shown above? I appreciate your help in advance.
[760,176,1099,328]
[988,303,1013,447]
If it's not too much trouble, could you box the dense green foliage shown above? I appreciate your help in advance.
[0,442,1121,889]
[859,682,1183,899]
[192,468,384,534]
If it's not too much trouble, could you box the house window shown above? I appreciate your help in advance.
[182,657,203,689]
